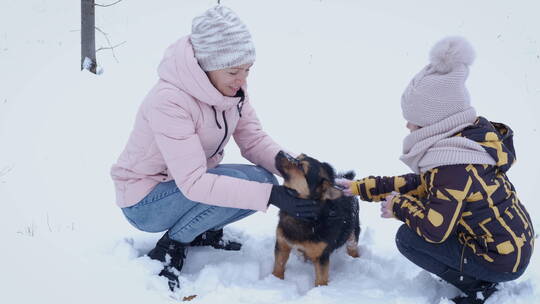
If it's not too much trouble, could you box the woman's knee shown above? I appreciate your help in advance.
[262,169,278,185]
[248,166,278,184]
[269,173,279,185]
[213,164,278,184]
[208,166,249,180]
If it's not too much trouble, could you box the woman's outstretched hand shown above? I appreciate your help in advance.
[335,178,354,196]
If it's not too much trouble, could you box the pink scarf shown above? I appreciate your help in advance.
[400,108,495,174]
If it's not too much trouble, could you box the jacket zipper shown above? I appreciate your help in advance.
[210,110,228,158]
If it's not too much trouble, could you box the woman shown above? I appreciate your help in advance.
[110,5,319,291]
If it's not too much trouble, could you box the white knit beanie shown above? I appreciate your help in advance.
[401,36,476,127]
[191,5,256,71]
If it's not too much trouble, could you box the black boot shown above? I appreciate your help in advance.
[438,268,498,304]
[190,229,242,251]
[147,233,187,291]
[451,282,498,304]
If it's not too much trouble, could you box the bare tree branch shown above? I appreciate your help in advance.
[95,0,123,7]
[96,41,127,61]
[95,26,125,63]
[96,41,126,52]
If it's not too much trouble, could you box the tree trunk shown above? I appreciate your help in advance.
[81,0,97,74]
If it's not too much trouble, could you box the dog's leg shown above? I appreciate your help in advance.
[272,228,292,280]
[313,255,330,286]
[348,198,361,258]
[346,231,360,258]
[301,242,329,286]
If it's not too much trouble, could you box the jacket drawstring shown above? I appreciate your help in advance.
[209,110,228,159]
[237,99,244,117]
[236,88,245,117]
[211,106,222,129]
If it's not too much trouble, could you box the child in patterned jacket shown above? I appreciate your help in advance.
[337,37,534,304]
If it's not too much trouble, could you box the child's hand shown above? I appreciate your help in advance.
[381,192,398,218]
[335,178,354,196]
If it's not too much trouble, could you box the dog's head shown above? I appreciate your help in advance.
[275,151,345,201]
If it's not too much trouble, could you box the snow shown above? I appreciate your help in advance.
[1,0,539,303]
[82,56,93,70]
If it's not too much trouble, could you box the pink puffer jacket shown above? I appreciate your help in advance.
[110,36,282,211]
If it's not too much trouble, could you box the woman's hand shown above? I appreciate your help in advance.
[335,178,354,196]
[268,186,321,220]
[381,192,398,218]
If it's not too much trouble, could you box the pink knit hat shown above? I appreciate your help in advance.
[401,36,476,127]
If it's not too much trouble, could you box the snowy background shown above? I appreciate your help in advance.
[1,0,539,303]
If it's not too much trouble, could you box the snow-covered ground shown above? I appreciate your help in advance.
[1,1,539,303]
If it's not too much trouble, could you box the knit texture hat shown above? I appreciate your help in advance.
[191,5,256,71]
[401,36,476,127]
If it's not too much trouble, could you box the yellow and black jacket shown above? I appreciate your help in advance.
[351,117,534,273]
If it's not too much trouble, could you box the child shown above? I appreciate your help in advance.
[337,37,534,304]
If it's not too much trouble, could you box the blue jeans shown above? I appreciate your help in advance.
[122,164,278,243]
[395,224,525,283]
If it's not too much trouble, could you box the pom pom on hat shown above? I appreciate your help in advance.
[429,36,475,74]
[401,36,477,127]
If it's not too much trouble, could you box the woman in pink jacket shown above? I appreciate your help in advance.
[110,5,319,291]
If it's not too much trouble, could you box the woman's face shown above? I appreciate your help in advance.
[206,63,253,97]
[406,122,421,132]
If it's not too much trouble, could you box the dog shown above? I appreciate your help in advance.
[272,151,360,286]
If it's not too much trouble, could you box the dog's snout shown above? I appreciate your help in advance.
[285,153,299,165]
[277,150,299,166]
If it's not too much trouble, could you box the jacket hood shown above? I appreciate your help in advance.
[157,35,244,111]
[459,116,516,172]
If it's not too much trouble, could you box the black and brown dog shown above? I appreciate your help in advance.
[272,151,360,286]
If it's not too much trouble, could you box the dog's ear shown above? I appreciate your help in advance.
[321,162,336,180]
[341,170,356,180]
[322,181,342,200]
